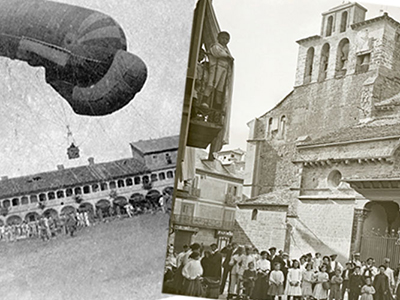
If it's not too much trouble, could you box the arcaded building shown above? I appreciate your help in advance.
[240,3,400,265]
[0,136,177,224]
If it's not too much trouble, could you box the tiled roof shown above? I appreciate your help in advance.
[0,158,149,199]
[130,135,179,154]
[299,121,400,146]
[218,148,245,155]
[195,149,239,179]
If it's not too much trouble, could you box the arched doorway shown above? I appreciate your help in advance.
[163,186,174,196]
[113,196,128,215]
[25,212,40,222]
[6,215,22,225]
[96,199,111,217]
[60,205,76,216]
[79,202,94,213]
[146,190,161,210]
[360,201,400,268]
[43,208,59,219]
[130,193,146,212]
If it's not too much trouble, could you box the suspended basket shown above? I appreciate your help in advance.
[67,143,80,159]
[38,202,46,210]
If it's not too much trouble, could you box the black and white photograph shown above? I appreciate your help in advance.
[0,0,194,299]
[162,0,400,300]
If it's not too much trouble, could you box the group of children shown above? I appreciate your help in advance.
[235,250,396,300]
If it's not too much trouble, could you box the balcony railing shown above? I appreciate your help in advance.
[172,214,234,231]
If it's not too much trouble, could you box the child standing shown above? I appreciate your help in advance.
[243,261,257,300]
[330,269,344,300]
[313,253,322,272]
[269,262,285,300]
[360,277,375,300]
[302,263,315,300]
[313,264,330,300]
[286,260,303,300]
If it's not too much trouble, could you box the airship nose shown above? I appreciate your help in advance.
[70,50,147,116]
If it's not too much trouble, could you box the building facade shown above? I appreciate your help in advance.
[166,0,238,254]
[240,2,400,266]
[0,136,177,224]
[171,149,242,252]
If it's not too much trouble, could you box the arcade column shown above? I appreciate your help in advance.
[353,208,371,254]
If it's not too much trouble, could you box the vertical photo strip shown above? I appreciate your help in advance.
[0,0,194,299]
[162,1,400,300]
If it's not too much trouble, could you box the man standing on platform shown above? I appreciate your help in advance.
[203,31,234,109]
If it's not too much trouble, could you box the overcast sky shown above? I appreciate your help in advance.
[0,0,194,178]
[212,0,400,152]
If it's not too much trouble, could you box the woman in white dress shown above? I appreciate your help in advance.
[313,263,330,300]
[286,260,303,300]
[182,252,204,297]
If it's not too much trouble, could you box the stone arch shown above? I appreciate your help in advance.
[279,115,287,139]
[389,144,400,171]
[79,202,94,213]
[251,209,258,221]
[326,15,333,36]
[95,199,111,217]
[146,190,161,209]
[163,186,174,196]
[12,198,19,207]
[3,199,10,208]
[113,196,128,207]
[6,215,22,225]
[336,38,350,74]
[25,212,40,222]
[340,11,348,33]
[39,193,47,202]
[117,179,125,188]
[43,208,59,219]
[60,205,76,216]
[267,118,273,137]
[130,193,145,207]
[318,43,330,82]
[304,47,315,84]
[96,199,111,209]
[21,196,29,205]
[364,201,400,235]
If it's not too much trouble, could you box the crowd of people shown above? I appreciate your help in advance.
[163,242,400,300]
[0,194,172,243]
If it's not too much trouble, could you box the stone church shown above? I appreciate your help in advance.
[237,2,400,266]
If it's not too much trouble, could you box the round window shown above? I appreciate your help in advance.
[328,170,342,188]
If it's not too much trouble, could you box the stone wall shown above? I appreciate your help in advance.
[289,199,356,264]
[235,207,287,251]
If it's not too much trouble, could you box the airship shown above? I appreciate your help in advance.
[0,0,147,116]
